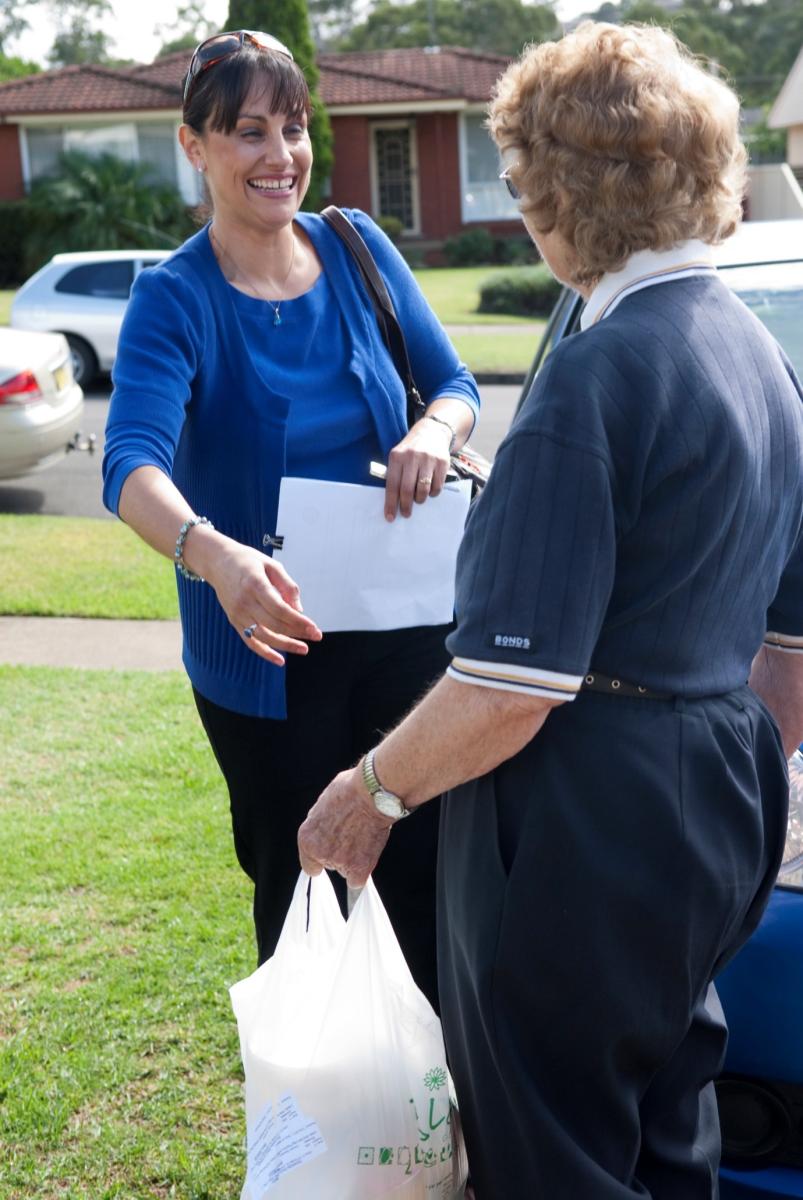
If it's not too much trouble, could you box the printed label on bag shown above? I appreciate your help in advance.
[355,1065,460,1195]
[246,1093,327,1195]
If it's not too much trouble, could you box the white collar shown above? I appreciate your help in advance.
[580,240,716,330]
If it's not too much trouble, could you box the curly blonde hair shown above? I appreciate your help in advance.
[488,22,747,286]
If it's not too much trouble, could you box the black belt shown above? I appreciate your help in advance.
[581,671,673,700]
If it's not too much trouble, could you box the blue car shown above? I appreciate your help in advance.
[716,749,803,1199]
[526,220,803,1199]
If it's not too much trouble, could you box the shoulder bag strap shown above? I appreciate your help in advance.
[321,206,425,427]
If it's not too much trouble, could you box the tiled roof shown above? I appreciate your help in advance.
[320,47,510,105]
[0,63,179,114]
[0,46,508,116]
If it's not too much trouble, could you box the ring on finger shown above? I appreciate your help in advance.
[418,475,433,488]
[243,623,258,640]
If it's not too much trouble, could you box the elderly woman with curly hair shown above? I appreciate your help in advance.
[299,22,803,1198]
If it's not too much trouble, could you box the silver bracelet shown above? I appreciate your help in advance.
[174,515,214,581]
[423,412,457,453]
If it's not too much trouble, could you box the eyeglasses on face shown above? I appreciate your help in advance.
[499,164,521,201]
[184,30,294,105]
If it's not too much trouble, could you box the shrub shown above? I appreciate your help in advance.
[443,228,495,267]
[478,265,562,318]
[0,200,34,286]
[22,151,195,276]
[376,214,404,242]
[494,236,535,266]
[399,244,427,269]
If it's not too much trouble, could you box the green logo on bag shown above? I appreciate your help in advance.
[424,1067,447,1091]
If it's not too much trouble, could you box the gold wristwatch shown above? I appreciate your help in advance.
[361,748,410,821]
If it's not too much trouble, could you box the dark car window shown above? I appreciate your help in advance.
[54,260,134,300]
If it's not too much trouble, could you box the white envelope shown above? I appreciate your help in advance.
[274,476,472,632]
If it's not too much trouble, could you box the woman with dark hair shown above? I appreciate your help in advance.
[300,22,803,1197]
[102,30,479,1009]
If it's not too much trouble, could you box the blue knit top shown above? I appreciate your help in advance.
[229,272,384,484]
[102,210,480,717]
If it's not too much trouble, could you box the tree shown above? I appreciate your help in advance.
[0,0,30,55]
[727,0,803,108]
[0,51,39,80]
[24,151,194,274]
[154,1,216,60]
[47,26,113,66]
[225,0,334,211]
[622,0,745,81]
[337,0,560,57]
[45,0,113,66]
[308,0,358,49]
[587,0,803,110]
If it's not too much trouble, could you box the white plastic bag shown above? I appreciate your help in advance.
[230,871,468,1199]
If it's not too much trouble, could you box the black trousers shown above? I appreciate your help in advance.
[194,623,450,1011]
[438,686,789,1199]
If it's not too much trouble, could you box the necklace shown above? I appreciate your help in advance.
[210,226,297,326]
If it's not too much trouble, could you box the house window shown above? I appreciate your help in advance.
[137,123,179,188]
[25,128,64,180]
[371,122,420,234]
[460,112,519,223]
[23,122,181,191]
[64,122,138,163]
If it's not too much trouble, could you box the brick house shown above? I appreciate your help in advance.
[0,46,520,247]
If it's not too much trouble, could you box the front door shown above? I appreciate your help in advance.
[372,122,420,235]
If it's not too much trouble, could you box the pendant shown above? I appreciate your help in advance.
[273,305,281,326]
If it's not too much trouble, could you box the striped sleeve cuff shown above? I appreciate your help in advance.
[447,657,583,700]
[764,631,803,654]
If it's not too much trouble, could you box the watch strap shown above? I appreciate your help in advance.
[362,748,410,820]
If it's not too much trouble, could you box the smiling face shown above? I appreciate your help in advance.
[182,88,312,235]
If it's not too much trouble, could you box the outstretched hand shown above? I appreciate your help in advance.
[207,539,322,666]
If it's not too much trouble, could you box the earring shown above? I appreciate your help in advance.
[196,163,206,173]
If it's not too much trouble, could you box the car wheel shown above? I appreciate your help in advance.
[65,336,97,388]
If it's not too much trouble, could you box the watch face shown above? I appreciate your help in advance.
[373,790,406,820]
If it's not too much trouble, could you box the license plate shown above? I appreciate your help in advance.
[53,364,69,392]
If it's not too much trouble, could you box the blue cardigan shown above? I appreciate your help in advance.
[102,210,480,717]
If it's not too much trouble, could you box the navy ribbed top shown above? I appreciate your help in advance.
[448,273,803,698]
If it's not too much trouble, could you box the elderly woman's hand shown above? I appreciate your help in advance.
[298,766,394,888]
[384,416,453,520]
[205,537,322,665]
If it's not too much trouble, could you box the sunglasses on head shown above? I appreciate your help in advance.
[499,164,521,201]
[184,30,294,105]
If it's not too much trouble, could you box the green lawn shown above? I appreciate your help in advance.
[413,265,539,326]
[0,516,178,619]
[450,328,542,374]
[0,290,13,325]
[0,666,252,1197]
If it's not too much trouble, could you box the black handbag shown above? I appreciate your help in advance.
[321,206,491,496]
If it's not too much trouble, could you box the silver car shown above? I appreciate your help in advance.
[0,328,84,480]
[10,249,169,387]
